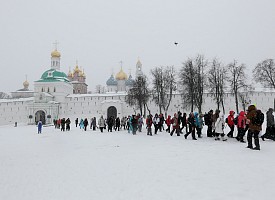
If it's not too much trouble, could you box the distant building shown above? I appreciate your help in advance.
[1,47,275,126]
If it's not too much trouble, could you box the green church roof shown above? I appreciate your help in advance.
[36,69,70,83]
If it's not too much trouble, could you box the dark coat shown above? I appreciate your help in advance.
[246,105,262,131]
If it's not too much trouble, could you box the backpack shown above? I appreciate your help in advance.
[233,116,238,125]
[253,110,264,126]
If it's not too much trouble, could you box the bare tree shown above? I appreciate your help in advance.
[179,55,207,113]
[227,60,249,113]
[193,55,207,113]
[208,58,227,113]
[151,66,177,116]
[179,58,196,112]
[0,92,10,99]
[253,59,275,88]
[126,75,150,116]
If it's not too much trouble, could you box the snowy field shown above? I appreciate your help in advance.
[0,124,275,200]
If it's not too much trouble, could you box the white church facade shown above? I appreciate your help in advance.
[0,49,275,125]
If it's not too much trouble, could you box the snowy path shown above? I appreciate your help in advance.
[0,125,274,200]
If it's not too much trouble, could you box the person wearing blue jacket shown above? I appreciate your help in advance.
[37,120,42,134]
[194,112,204,138]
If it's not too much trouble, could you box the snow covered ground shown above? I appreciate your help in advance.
[0,124,275,200]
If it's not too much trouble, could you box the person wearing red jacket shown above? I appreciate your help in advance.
[236,111,246,143]
[226,110,235,138]
[170,113,180,136]
[165,115,172,133]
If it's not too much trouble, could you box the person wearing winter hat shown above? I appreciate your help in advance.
[226,110,235,138]
[246,105,262,150]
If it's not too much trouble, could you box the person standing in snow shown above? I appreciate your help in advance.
[79,118,84,130]
[246,105,262,150]
[159,113,165,132]
[131,115,138,135]
[98,115,105,133]
[226,110,235,138]
[205,110,214,137]
[213,113,227,141]
[146,114,153,136]
[153,113,160,134]
[65,118,71,131]
[92,117,97,131]
[37,120,42,134]
[60,118,66,132]
[138,115,144,132]
[83,118,89,131]
[195,113,204,138]
[262,108,275,141]
[115,117,120,131]
[75,118,78,127]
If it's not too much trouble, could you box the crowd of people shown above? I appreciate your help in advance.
[41,104,275,151]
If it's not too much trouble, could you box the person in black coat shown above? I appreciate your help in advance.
[107,116,114,132]
[184,112,197,140]
[61,118,66,131]
[75,118,78,127]
[65,118,71,131]
[83,118,89,131]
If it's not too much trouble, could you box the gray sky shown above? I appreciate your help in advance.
[1,0,275,94]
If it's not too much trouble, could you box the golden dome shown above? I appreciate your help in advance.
[73,65,81,73]
[51,49,61,57]
[115,68,128,80]
[23,80,29,88]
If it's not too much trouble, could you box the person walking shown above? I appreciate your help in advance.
[184,112,197,140]
[226,110,235,138]
[236,111,246,143]
[165,115,172,133]
[83,118,89,131]
[37,120,42,134]
[170,113,180,136]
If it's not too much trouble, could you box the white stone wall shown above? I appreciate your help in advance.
[0,98,33,126]
[1,91,275,126]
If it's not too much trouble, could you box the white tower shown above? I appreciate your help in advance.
[136,58,143,78]
[50,42,61,70]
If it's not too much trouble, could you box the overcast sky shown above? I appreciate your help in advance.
[0,0,275,93]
